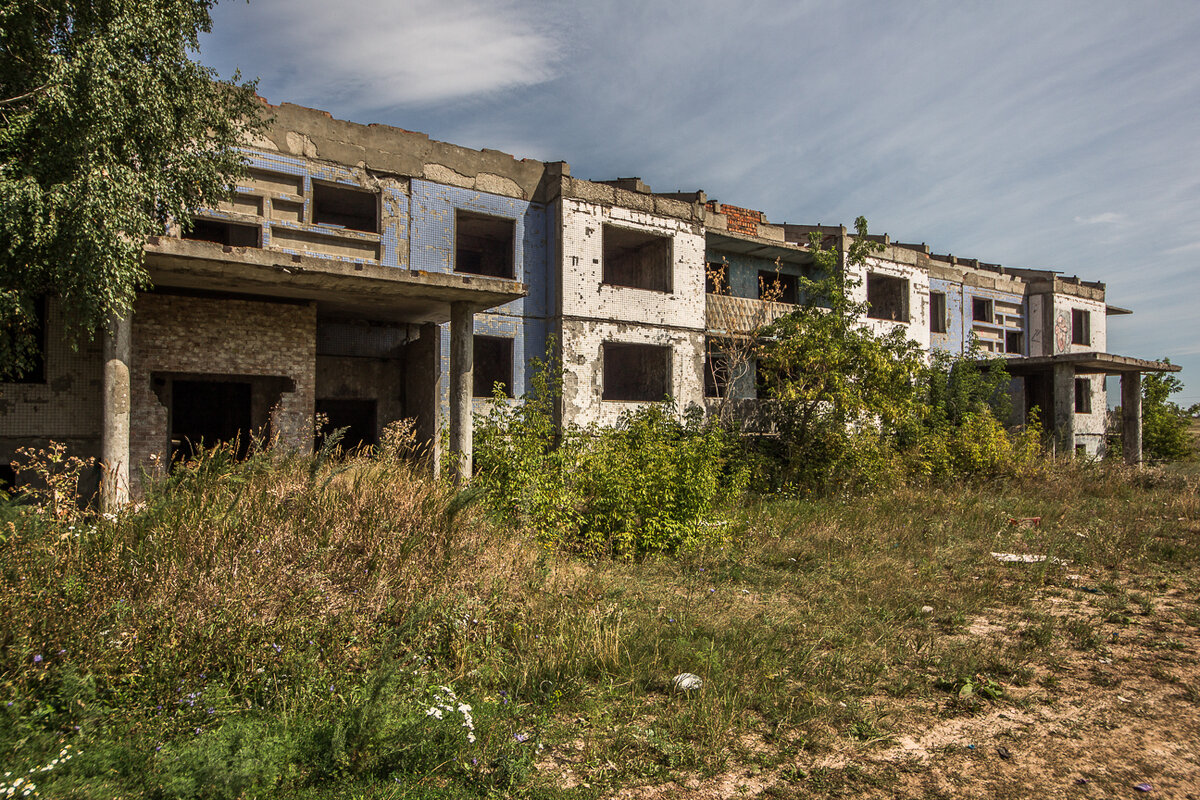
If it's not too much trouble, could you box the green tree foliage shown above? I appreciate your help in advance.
[1141,365,1192,461]
[0,0,264,376]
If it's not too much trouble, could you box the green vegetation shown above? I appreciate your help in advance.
[1141,365,1194,462]
[3,443,1198,798]
[0,1,264,376]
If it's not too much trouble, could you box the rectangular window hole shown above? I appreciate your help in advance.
[602,224,672,292]
[473,336,514,397]
[759,271,798,304]
[602,342,670,401]
[705,345,729,398]
[866,273,909,321]
[1005,330,1024,354]
[1074,377,1092,413]
[1072,308,1090,346]
[930,291,947,334]
[456,211,516,279]
[972,297,994,323]
[312,182,378,232]
[315,398,378,452]
[183,218,260,248]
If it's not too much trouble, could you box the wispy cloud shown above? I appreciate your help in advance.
[203,0,561,111]
[1074,212,1126,225]
[1164,241,1200,255]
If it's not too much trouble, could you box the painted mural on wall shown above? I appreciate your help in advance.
[1054,309,1071,354]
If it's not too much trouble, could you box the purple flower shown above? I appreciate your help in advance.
[194,727,201,735]
[514,733,529,743]
[32,654,42,664]
[155,745,162,752]
[58,649,66,656]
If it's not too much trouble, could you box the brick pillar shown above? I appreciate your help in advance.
[101,314,132,510]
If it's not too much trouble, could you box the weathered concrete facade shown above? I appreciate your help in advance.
[0,101,1176,493]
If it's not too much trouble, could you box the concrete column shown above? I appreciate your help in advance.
[1052,362,1075,458]
[1121,371,1143,466]
[449,302,474,483]
[100,314,132,510]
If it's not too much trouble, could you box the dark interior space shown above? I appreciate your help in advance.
[456,211,516,279]
[0,464,16,494]
[866,273,909,321]
[758,271,798,304]
[1006,330,1025,355]
[171,380,253,463]
[1072,308,1090,345]
[602,225,672,292]
[930,291,947,333]
[7,296,46,384]
[1026,374,1052,427]
[316,398,378,452]
[704,347,729,398]
[312,182,378,232]
[602,342,670,401]
[972,297,994,323]
[473,336,514,397]
[183,218,261,247]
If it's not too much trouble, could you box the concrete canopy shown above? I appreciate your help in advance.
[998,352,1180,376]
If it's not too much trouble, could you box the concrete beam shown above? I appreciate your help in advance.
[101,314,132,510]
[449,302,474,484]
[1121,371,1143,466]
[1053,362,1076,458]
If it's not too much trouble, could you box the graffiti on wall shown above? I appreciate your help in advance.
[1054,309,1071,354]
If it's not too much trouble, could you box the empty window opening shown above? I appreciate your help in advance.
[759,271,798,304]
[602,225,672,292]
[315,398,378,453]
[1074,378,1092,414]
[6,296,46,384]
[1005,330,1025,355]
[171,380,253,463]
[311,182,378,232]
[705,263,728,294]
[866,273,909,322]
[930,291,947,334]
[1072,309,1090,346]
[455,211,515,279]
[972,297,994,323]
[473,336,514,397]
[183,218,260,247]
[0,464,16,495]
[602,343,670,401]
[705,347,729,398]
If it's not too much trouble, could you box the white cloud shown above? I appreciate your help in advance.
[1073,212,1126,226]
[1164,241,1200,255]
[204,0,561,110]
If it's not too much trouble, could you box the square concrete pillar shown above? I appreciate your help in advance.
[1052,362,1076,458]
[449,302,474,484]
[101,314,132,510]
[1121,371,1142,466]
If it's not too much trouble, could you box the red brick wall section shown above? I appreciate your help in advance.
[130,294,316,483]
[709,202,762,237]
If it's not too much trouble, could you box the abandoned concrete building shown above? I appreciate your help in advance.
[0,103,1177,502]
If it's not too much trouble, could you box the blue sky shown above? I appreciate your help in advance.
[200,0,1200,402]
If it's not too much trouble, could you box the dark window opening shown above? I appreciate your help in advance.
[602,343,670,401]
[1005,330,1025,355]
[0,464,16,495]
[866,273,909,321]
[705,347,729,398]
[171,380,253,463]
[602,225,672,292]
[1071,309,1090,346]
[315,398,378,452]
[473,336,514,397]
[930,291,947,334]
[455,211,515,279]
[705,263,727,294]
[183,218,260,247]
[1075,444,1088,457]
[312,182,378,232]
[7,296,46,384]
[972,297,994,323]
[758,271,798,304]
[1074,378,1092,414]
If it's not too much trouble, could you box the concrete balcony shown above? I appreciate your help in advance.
[705,293,796,336]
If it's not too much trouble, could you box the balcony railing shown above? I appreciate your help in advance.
[705,293,796,335]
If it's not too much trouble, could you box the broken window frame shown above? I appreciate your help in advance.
[455,210,517,280]
[472,335,515,398]
[601,342,672,402]
[865,272,910,322]
[601,224,673,293]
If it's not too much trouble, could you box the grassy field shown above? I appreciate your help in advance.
[1,449,1198,798]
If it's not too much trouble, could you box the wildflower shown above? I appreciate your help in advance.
[31,655,41,664]
[57,649,66,656]
[514,732,529,743]
[425,707,444,720]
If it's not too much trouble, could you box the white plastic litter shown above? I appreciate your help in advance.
[672,673,703,692]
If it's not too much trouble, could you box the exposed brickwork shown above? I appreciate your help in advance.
[130,294,316,483]
[709,202,763,237]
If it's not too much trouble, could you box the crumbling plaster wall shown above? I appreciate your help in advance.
[130,294,316,482]
[557,197,707,425]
